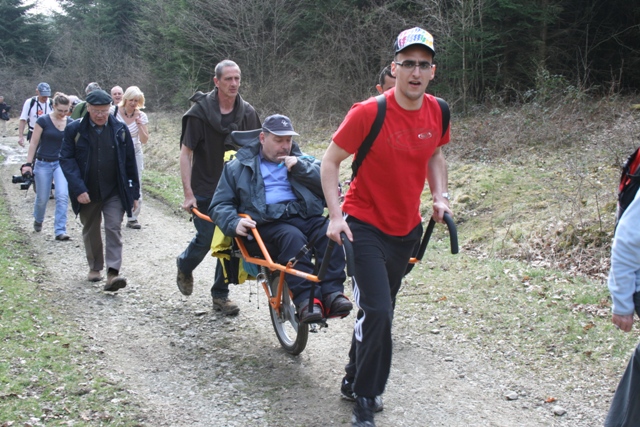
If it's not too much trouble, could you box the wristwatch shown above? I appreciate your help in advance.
[441,192,450,200]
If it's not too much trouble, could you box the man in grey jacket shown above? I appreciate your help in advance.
[605,190,640,427]
[210,114,351,323]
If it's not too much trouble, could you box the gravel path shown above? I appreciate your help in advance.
[1,137,614,426]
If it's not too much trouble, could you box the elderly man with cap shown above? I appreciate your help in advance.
[18,82,53,147]
[321,27,453,426]
[210,114,351,323]
[60,89,140,292]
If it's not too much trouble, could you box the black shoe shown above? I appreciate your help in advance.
[341,377,383,412]
[352,396,377,427]
[298,302,324,324]
[323,292,353,318]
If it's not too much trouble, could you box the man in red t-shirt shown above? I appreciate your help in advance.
[321,27,453,427]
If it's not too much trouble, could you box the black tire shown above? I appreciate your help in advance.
[266,270,308,355]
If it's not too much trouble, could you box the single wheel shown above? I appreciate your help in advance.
[266,270,308,355]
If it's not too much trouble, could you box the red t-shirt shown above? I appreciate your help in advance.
[332,89,450,236]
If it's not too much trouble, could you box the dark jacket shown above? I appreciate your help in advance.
[59,114,140,216]
[210,138,325,237]
[180,88,261,199]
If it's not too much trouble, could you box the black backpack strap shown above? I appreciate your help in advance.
[349,95,449,181]
[435,97,450,138]
[617,147,640,224]
[350,94,386,181]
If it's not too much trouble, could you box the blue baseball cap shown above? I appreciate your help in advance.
[37,82,51,97]
[262,114,299,136]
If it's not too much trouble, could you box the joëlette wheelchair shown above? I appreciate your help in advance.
[191,129,459,356]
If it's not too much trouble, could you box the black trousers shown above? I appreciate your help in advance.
[344,216,422,398]
[605,293,640,427]
[256,215,346,307]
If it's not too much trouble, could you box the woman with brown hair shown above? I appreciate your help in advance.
[22,92,73,240]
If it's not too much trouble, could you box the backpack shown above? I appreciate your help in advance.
[27,96,53,128]
[350,94,450,181]
[617,146,640,225]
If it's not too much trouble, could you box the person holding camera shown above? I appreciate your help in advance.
[21,92,73,240]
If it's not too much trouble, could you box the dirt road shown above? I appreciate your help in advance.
[1,136,611,426]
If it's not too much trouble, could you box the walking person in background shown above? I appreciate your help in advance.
[605,191,640,427]
[20,93,72,240]
[375,65,396,94]
[60,90,140,292]
[116,86,148,229]
[111,86,123,117]
[0,96,10,137]
[71,82,102,120]
[18,82,53,147]
[321,27,452,427]
[176,59,260,315]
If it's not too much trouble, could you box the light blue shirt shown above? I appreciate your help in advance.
[259,151,296,205]
[608,192,640,315]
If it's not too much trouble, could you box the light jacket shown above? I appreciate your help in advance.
[210,138,324,237]
[59,114,140,216]
[608,192,640,315]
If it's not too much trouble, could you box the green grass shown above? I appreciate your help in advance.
[0,195,145,426]
[401,246,637,380]
[142,169,183,208]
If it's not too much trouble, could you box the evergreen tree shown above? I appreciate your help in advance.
[0,0,51,65]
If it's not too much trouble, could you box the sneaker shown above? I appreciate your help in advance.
[126,220,141,229]
[341,377,383,412]
[87,270,103,282]
[212,296,240,316]
[104,268,127,292]
[55,234,70,241]
[176,257,193,296]
[352,396,377,427]
[33,221,42,232]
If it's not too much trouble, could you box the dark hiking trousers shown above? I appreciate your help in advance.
[605,292,640,427]
[344,216,422,398]
[255,215,346,307]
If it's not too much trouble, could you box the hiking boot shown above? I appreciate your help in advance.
[87,270,103,282]
[323,292,353,318]
[176,257,193,296]
[341,377,383,412]
[33,221,42,232]
[104,269,127,292]
[126,220,141,229]
[212,296,240,316]
[352,396,377,427]
[298,301,324,324]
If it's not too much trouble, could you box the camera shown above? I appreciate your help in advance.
[12,171,34,190]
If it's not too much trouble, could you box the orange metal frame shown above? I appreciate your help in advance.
[191,209,323,314]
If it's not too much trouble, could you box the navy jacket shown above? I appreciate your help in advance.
[60,114,140,215]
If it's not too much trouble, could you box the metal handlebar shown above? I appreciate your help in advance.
[405,212,458,276]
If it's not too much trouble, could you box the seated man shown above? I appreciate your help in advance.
[210,114,352,323]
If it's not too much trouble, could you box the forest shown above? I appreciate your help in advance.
[1,0,639,120]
